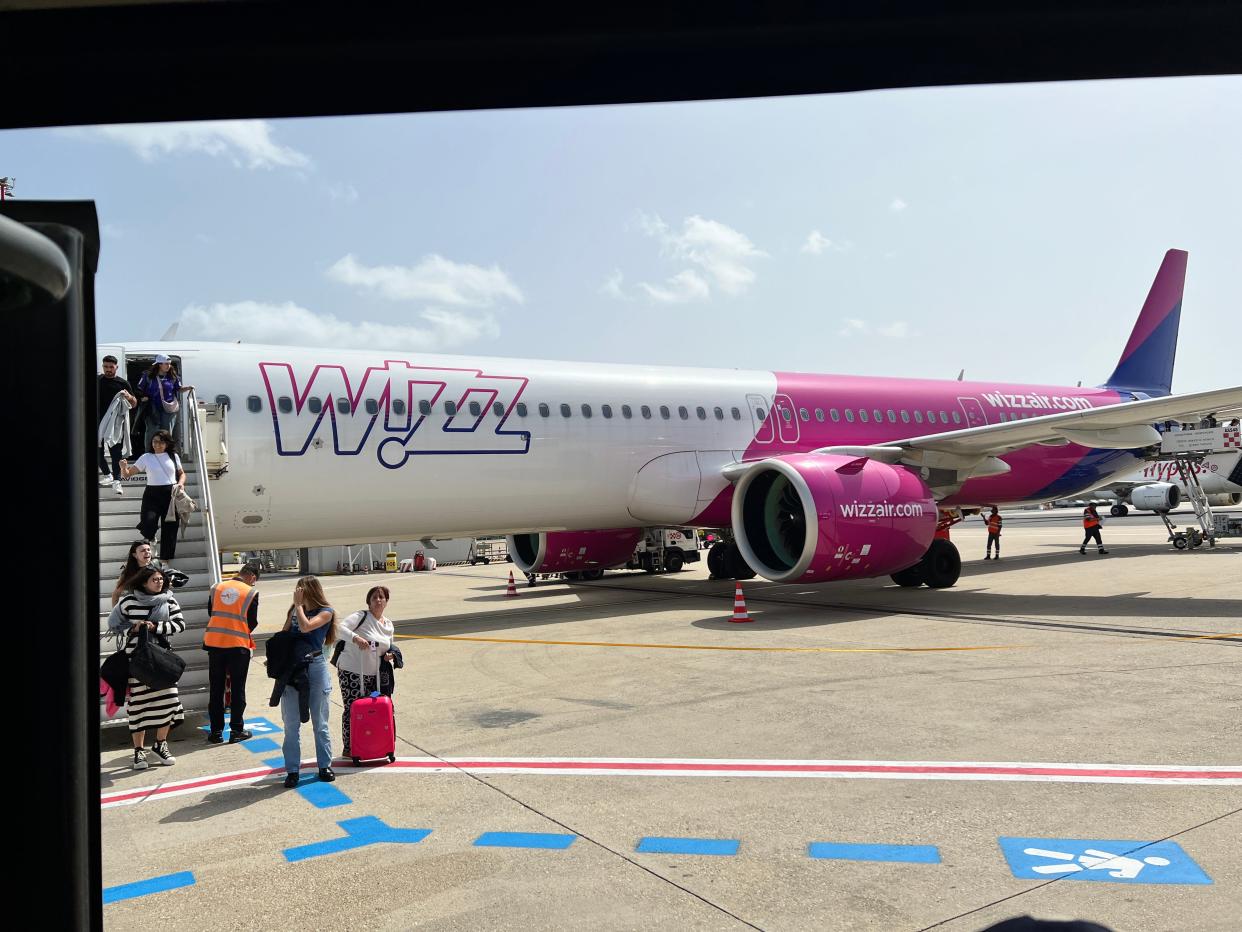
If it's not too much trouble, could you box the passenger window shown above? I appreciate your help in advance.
[678,406,689,419]
[755,407,766,421]
[445,401,457,416]
[873,409,883,423]
[845,409,855,423]
[493,401,504,417]
[582,404,592,418]
[927,410,936,423]
[887,409,896,423]
[660,406,671,419]
[799,407,810,421]
[731,407,741,420]
[781,407,792,422]
[641,405,652,419]
[418,400,432,416]
[714,406,724,420]
[830,408,840,422]
[337,398,351,414]
[602,404,613,419]
[900,409,910,423]
[622,405,632,419]
[215,394,231,408]
[914,410,923,424]
[561,403,572,417]
[815,408,824,422]
[952,411,962,424]
[469,401,481,417]
[365,399,379,415]
[516,402,528,417]
[308,397,322,414]
[393,399,406,416]
[278,396,293,414]
[940,411,949,423]
[696,406,707,420]
[539,403,550,417]
[246,395,262,413]
[859,409,869,423]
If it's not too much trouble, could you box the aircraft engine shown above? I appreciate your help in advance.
[730,453,937,584]
[1206,492,1242,507]
[1130,483,1181,511]
[507,528,642,574]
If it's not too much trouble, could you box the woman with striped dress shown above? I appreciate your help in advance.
[108,565,186,770]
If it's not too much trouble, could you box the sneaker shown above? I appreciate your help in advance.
[112,480,123,496]
[1079,548,1087,555]
[228,729,253,744]
[206,732,224,744]
[98,474,113,487]
[132,748,149,770]
[318,767,336,782]
[284,773,299,788]
[151,740,176,766]
[1099,550,1109,555]
[983,555,991,560]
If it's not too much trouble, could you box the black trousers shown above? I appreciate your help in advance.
[98,442,123,480]
[207,648,251,734]
[986,533,1000,556]
[1081,527,1104,550]
[138,484,178,560]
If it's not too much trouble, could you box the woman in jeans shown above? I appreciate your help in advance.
[136,354,189,454]
[280,576,337,788]
[119,430,185,561]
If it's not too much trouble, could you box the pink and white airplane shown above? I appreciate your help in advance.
[1077,450,1242,516]
[103,249,1242,589]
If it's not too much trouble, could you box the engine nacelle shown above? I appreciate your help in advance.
[731,453,937,583]
[1130,483,1180,511]
[507,528,642,574]
[1206,492,1242,507]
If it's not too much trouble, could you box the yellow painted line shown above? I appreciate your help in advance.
[1171,631,1242,642]
[394,634,1022,653]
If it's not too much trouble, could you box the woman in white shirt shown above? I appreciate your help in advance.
[119,429,186,560]
[334,586,395,757]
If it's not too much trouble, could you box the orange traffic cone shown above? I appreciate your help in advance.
[729,581,752,623]
[505,571,519,598]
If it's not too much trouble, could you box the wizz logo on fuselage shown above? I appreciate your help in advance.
[260,359,530,469]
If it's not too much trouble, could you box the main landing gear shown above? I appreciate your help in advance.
[891,510,963,589]
[707,540,757,580]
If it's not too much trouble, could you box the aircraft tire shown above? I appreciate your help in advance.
[919,540,961,589]
[563,571,582,581]
[1110,504,1129,517]
[581,568,605,581]
[665,549,685,573]
[725,543,757,580]
[890,565,924,587]
[1173,535,1188,550]
[707,542,729,578]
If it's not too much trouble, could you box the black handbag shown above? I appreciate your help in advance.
[129,626,186,690]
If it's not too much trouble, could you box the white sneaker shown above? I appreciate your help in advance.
[112,480,124,496]
[98,474,113,487]
[151,740,176,766]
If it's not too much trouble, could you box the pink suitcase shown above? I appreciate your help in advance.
[350,645,396,765]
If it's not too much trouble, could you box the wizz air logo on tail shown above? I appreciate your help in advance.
[839,502,927,518]
[260,359,530,469]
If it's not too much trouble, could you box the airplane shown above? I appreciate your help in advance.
[103,249,1242,591]
[1070,450,1242,516]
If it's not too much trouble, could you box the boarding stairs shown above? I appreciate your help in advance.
[98,390,224,723]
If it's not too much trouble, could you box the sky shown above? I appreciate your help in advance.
[2,75,1240,393]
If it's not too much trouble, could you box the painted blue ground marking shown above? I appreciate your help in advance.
[198,717,280,742]
[636,837,739,856]
[998,837,1212,885]
[474,831,576,850]
[263,755,286,769]
[240,737,279,754]
[284,816,431,862]
[103,871,196,904]
[808,842,941,864]
[295,777,352,809]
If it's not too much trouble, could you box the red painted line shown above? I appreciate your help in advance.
[102,765,280,805]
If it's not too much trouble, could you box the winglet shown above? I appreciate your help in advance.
[1103,249,1187,397]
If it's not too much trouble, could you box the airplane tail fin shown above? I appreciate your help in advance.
[1102,249,1187,397]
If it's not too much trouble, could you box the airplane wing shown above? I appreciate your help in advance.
[807,385,1242,497]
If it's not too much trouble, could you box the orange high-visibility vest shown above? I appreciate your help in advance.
[203,578,257,650]
[985,513,1002,534]
[1083,510,1100,529]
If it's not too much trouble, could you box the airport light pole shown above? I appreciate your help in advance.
[0,177,14,200]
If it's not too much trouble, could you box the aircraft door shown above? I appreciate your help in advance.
[957,396,989,428]
[746,394,775,444]
[772,393,800,444]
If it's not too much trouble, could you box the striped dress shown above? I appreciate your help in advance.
[117,594,187,733]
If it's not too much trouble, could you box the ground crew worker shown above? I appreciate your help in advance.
[203,561,261,743]
[1080,505,1108,556]
[983,506,1002,560]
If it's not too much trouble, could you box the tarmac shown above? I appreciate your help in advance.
[100,509,1242,931]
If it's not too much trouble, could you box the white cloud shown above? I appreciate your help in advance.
[325,182,359,204]
[90,121,311,170]
[878,321,912,338]
[634,212,766,298]
[840,318,913,339]
[600,270,629,300]
[889,197,908,212]
[802,230,848,255]
[327,253,523,308]
[637,269,711,304]
[839,318,869,337]
[176,300,498,352]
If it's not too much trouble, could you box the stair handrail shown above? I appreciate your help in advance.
[184,388,223,586]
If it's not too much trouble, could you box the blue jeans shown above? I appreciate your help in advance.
[280,655,334,773]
